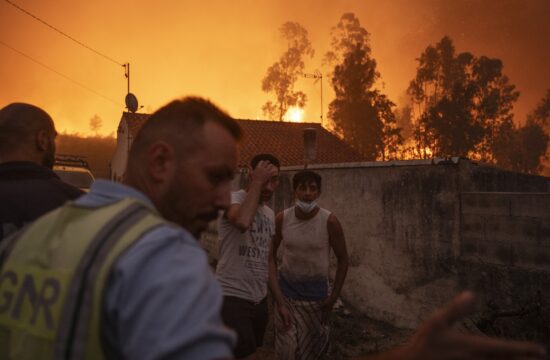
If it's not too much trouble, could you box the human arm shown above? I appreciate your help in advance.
[268,212,291,329]
[224,160,278,231]
[103,226,235,360]
[322,213,349,322]
[360,292,546,360]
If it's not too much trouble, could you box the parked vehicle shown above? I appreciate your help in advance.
[53,154,95,191]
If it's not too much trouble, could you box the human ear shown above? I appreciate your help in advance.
[147,141,177,183]
[35,129,50,152]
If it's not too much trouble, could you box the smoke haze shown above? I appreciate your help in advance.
[1,0,548,134]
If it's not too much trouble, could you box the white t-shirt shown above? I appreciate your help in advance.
[216,190,275,303]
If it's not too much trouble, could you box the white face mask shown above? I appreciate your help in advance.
[295,199,317,213]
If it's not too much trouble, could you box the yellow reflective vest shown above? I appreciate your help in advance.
[0,198,166,360]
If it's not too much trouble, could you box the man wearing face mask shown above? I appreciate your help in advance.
[268,170,348,360]
[216,153,280,359]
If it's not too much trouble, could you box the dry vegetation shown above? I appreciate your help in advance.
[56,133,116,179]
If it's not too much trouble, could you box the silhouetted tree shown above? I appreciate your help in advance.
[408,36,519,159]
[262,22,314,121]
[492,90,550,174]
[515,121,549,173]
[492,119,548,174]
[89,114,103,134]
[529,89,550,128]
[326,13,401,160]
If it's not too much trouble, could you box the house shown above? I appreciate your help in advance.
[110,112,366,180]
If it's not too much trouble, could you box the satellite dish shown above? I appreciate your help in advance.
[125,93,139,113]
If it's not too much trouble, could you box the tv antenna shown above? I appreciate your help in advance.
[123,63,139,113]
[303,70,323,125]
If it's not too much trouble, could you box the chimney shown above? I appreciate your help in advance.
[303,128,317,166]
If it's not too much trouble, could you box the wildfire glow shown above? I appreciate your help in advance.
[284,107,305,123]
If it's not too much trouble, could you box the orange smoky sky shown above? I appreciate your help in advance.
[1,0,549,136]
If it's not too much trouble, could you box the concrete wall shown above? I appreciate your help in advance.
[458,192,550,343]
[270,159,550,330]
[461,192,550,270]
[272,161,464,328]
[204,158,550,336]
[111,120,129,182]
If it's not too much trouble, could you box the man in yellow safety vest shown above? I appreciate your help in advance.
[0,97,241,359]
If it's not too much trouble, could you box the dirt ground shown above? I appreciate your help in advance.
[256,299,413,359]
[207,254,412,359]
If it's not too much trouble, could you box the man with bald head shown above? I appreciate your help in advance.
[0,103,82,240]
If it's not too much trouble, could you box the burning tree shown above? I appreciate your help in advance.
[407,36,519,160]
[261,22,314,121]
[325,13,401,161]
[491,90,550,174]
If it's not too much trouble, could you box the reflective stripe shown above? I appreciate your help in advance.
[0,198,166,360]
[54,202,147,360]
[85,214,166,360]
[0,228,25,268]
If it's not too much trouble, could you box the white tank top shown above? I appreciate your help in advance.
[279,206,331,300]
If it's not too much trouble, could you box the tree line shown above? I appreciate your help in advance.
[56,132,115,179]
[261,13,550,175]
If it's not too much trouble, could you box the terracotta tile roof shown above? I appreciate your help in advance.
[120,112,365,167]
[236,119,365,166]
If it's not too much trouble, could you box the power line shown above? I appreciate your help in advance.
[0,39,121,106]
[4,0,125,67]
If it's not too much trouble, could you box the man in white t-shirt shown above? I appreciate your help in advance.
[216,153,280,359]
[268,170,348,360]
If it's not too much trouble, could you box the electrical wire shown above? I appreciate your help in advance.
[4,0,125,67]
[0,39,122,106]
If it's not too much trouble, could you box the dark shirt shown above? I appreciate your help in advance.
[0,161,83,240]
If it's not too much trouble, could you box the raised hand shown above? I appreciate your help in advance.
[249,160,278,185]
[394,291,547,360]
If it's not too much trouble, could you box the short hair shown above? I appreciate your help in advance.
[129,97,242,163]
[292,170,322,191]
[0,103,54,155]
[250,153,280,169]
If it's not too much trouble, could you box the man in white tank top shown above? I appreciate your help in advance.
[268,170,349,359]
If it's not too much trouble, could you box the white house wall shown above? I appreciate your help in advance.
[110,119,130,182]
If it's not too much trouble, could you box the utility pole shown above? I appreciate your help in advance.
[123,63,139,113]
[303,71,323,125]
[124,63,130,94]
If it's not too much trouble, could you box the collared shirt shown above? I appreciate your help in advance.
[75,180,235,360]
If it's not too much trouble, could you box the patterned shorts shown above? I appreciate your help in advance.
[274,297,330,360]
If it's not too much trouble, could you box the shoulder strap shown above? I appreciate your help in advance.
[54,201,151,360]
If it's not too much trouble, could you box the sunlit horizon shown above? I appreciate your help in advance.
[1,1,549,137]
